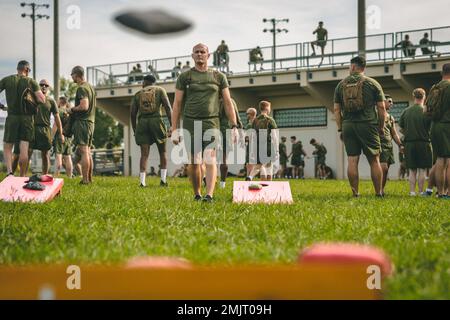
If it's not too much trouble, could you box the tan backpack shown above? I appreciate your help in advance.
[426,81,450,121]
[139,86,157,114]
[342,76,366,112]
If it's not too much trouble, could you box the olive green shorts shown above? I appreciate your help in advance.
[135,116,167,146]
[431,121,450,158]
[380,146,395,165]
[3,114,34,143]
[280,156,288,167]
[182,117,220,156]
[54,136,73,156]
[342,121,381,158]
[317,156,326,166]
[73,120,95,147]
[404,141,432,169]
[32,126,52,151]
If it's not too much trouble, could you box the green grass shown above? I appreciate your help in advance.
[0,175,449,299]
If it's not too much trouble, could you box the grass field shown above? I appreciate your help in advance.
[0,175,449,299]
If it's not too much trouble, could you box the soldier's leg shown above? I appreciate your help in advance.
[64,155,73,178]
[88,148,94,183]
[3,143,14,175]
[19,141,30,177]
[367,155,383,196]
[311,42,316,55]
[380,162,389,193]
[41,150,50,175]
[189,163,202,197]
[347,156,360,196]
[139,144,150,186]
[434,157,447,196]
[55,154,63,176]
[204,148,217,197]
[417,168,426,193]
[409,169,418,194]
[78,145,90,184]
[156,141,168,184]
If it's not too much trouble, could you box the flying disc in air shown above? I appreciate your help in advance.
[114,9,192,35]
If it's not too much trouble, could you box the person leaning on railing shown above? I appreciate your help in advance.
[419,33,441,57]
[395,34,416,57]
[249,46,264,72]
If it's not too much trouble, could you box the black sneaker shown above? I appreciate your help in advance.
[160,180,168,187]
[375,193,384,198]
[245,176,252,181]
[139,183,146,188]
[194,194,202,201]
[202,195,213,203]
[437,194,450,200]
[6,172,14,177]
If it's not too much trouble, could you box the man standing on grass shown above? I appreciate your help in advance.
[218,97,243,189]
[310,138,327,179]
[245,107,257,177]
[277,136,288,179]
[30,79,64,175]
[131,75,172,188]
[170,43,238,202]
[0,60,45,177]
[334,56,386,197]
[246,101,279,181]
[68,66,96,185]
[290,136,307,179]
[399,88,432,196]
[53,96,73,177]
[379,95,404,196]
[426,63,450,199]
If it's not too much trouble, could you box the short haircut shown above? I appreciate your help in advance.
[17,60,30,71]
[413,88,426,100]
[442,63,450,76]
[59,96,68,103]
[246,107,257,116]
[281,136,287,141]
[71,65,84,77]
[310,138,317,144]
[350,56,366,69]
[193,43,209,53]
[143,74,156,84]
[385,94,391,99]
[259,100,271,111]
[290,136,296,140]
[319,21,324,24]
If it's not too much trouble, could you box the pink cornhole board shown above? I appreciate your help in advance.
[233,181,293,204]
[0,176,64,203]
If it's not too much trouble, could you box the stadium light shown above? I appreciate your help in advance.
[262,18,290,72]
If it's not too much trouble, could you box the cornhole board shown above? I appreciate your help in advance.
[0,264,382,300]
[0,176,64,203]
[233,181,293,204]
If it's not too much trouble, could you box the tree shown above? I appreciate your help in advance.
[93,108,123,149]
[50,77,78,102]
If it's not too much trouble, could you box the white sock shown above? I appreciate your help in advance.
[161,169,167,183]
[426,188,433,193]
[140,172,146,186]
[220,181,226,188]
[248,176,253,180]
[409,192,416,196]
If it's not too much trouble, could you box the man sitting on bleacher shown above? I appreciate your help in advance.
[249,46,264,72]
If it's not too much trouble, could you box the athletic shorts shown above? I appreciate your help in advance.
[73,120,94,147]
[3,114,34,143]
[135,116,167,146]
[380,147,395,165]
[32,125,52,151]
[342,121,381,158]
[404,141,432,169]
[431,121,450,158]
[182,117,220,156]
[54,136,73,156]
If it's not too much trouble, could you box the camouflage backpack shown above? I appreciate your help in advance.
[139,86,157,114]
[342,76,367,112]
[426,81,450,121]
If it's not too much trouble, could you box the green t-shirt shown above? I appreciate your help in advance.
[314,144,327,158]
[219,98,242,130]
[279,143,287,159]
[57,107,70,136]
[73,82,96,122]
[315,27,328,41]
[176,68,228,119]
[0,74,40,115]
[35,96,58,127]
[245,122,253,130]
[292,141,304,158]
[252,114,278,153]
[432,79,450,123]
[132,85,169,118]
[381,114,395,149]
[399,104,432,142]
[334,73,385,123]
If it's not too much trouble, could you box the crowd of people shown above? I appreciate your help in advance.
[0,62,96,185]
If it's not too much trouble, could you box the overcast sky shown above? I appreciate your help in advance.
[0,0,449,85]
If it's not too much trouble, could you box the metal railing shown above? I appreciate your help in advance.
[93,148,124,176]
[87,26,450,88]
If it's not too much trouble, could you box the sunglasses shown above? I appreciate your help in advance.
[40,84,49,88]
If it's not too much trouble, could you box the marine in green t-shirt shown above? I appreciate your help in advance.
[0,60,46,177]
[333,56,387,197]
[311,21,328,59]
[69,65,96,184]
[53,96,74,177]
[170,43,238,201]
[289,137,307,179]
[130,75,173,188]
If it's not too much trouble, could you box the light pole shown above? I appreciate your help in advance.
[21,2,50,79]
[263,18,289,72]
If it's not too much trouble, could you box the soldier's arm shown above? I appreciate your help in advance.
[72,98,89,112]
[54,113,64,143]
[161,91,173,127]
[377,101,386,135]
[130,96,138,134]
[390,121,403,147]
[334,103,343,132]
[221,88,237,127]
